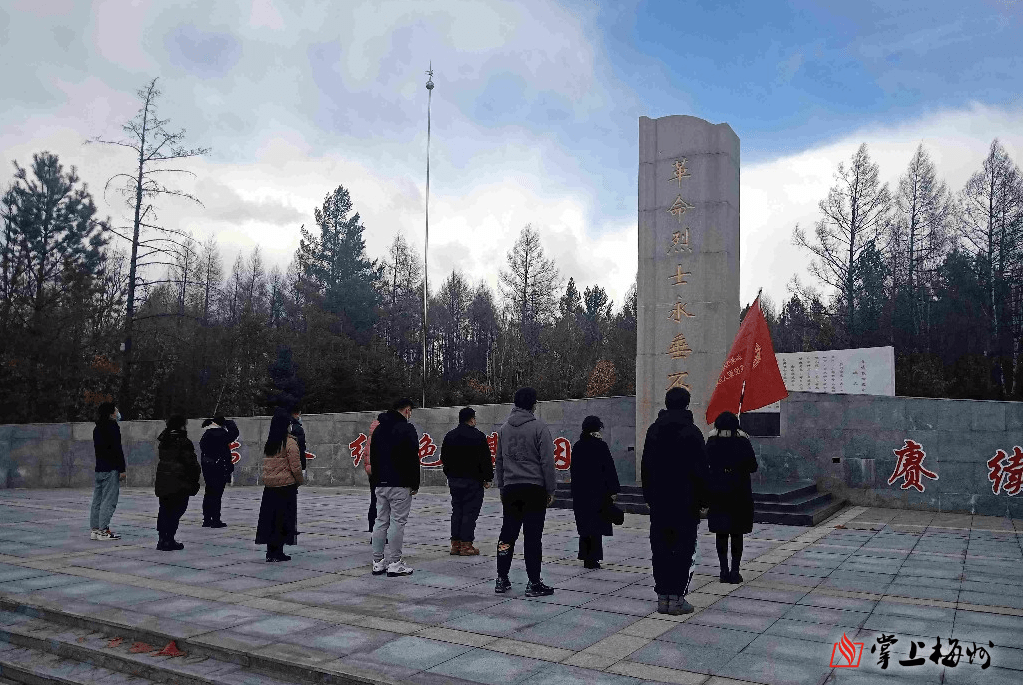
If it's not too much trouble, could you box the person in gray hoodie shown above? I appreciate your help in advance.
[494,387,556,597]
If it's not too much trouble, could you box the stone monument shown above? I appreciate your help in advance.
[636,115,740,476]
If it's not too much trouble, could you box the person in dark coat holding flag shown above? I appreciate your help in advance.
[154,415,201,551]
[570,416,621,569]
[641,387,710,616]
[707,411,758,583]
[199,416,239,528]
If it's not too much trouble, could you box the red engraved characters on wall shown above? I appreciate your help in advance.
[419,433,441,467]
[888,439,938,492]
[229,441,241,465]
[554,437,571,471]
[987,446,1023,496]
[487,432,499,466]
[349,433,368,467]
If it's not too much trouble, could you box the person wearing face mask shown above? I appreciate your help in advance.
[256,407,304,562]
[369,398,420,578]
[90,402,126,541]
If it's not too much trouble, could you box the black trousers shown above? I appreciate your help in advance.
[497,484,548,583]
[203,478,227,523]
[157,495,190,540]
[448,477,485,542]
[368,482,377,532]
[649,513,698,596]
[578,535,604,564]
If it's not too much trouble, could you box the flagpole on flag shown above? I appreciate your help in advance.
[737,288,761,420]
[707,286,787,425]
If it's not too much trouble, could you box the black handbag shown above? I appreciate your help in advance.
[601,497,625,526]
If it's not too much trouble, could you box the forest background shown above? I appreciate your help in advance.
[2,83,1021,423]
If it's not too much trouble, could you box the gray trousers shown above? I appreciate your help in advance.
[90,470,120,530]
[372,486,412,565]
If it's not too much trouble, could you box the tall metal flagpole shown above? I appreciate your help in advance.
[422,63,434,410]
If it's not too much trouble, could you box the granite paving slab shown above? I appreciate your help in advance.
[2,489,1022,685]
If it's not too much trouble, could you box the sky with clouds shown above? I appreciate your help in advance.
[1,0,1021,311]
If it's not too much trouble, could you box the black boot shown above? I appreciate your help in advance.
[728,534,744,583]
[716,533,729,582]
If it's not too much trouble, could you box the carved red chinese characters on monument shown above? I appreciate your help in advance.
[553,437,571,471]
[349,433,367,467]
[987,446,1023,496]
[229,440,241,465]
[419,433,440,467]
[888,440,938,492]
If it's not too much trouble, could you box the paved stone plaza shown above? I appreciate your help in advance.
[1,487,1022,685]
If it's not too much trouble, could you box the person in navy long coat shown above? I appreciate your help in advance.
[570,416,621,569]
[706,411,758,584]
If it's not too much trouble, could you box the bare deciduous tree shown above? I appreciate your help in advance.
[88,78,209,417]
[794,143,891,344]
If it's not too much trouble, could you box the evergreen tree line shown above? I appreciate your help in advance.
[0,158,638,421]
[1,81,1020,423]
[760,139,1023,401]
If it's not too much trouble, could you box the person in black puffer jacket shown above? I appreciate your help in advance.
[641,387,710,616]
[154,415,201,551]
[440,406,494,556]
[706,411,758,584]
[369,398,420,577]
[199,416,239,528]
[90,402,126,540]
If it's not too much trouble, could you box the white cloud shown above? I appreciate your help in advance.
[3,1,1022,325]
[740,102,1023,307]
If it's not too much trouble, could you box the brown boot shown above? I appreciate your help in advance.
[450,539,461,555]
[459,541,480,556]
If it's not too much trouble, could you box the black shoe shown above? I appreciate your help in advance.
[719,570,730,583]
[728,570,744,584]
[202,521,213,528]
[209,521,227,529]
[157,540,174,551]
[583,561,601,570]
[525,580,554,597]
[494,576,512,594]
[266,552,292,562]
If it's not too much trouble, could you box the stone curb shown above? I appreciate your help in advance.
[0,595,388,685]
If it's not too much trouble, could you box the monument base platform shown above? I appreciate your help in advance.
[551,480,845,527]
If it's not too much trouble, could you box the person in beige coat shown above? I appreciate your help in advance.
[255,408,304,562]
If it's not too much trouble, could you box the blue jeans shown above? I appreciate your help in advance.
[90,470,120,530]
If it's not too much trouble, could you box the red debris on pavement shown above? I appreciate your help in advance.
[155,641,186,657]
[129,642,156,653]
[106,637,123,648]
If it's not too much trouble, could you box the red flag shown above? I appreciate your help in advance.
[705,294,788,425]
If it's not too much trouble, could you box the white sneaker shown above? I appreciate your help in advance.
[386,560,413,577]
[372,560,387,576]
[95,529,120,540]
[90,529,100,540]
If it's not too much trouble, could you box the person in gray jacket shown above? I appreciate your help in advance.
[494,387,556,597]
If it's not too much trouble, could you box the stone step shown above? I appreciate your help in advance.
[0,598,363,685]
[0,610,305,685]
[553,479,845,526]
[754,491,835,513]
[0,639,160,685]
[751,480,819,502]
[754,497,847,526]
